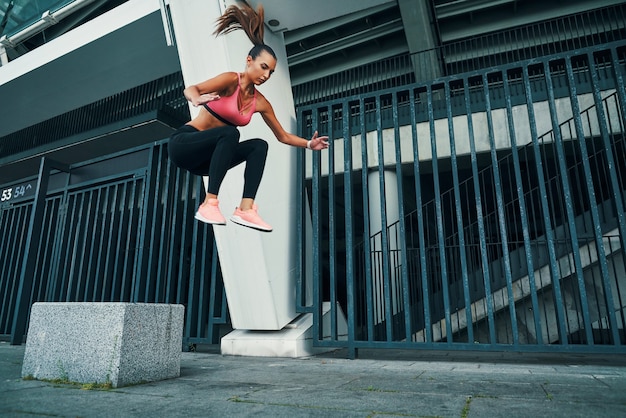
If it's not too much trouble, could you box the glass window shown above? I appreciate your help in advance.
[0,0,76,39]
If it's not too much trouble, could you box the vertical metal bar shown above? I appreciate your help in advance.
[1,206,25,333]
[111,182,130,301]
[409,88,431,343]
[311,108,322,343]
[327,105,337,340]
[587,51,623,345]
[155,159,174,302]
[90,186,110,301]
[208,239,220,341]
[445,81,472,343]
[342,100,356,350]
[29,200,47,303]
[175,174,190,304]
[165,169,183,303]
[543,60,595,343]
[46,175,69,303]
[94,185,109,302]
[57,193,78,301]
[482,72,518,344]
[523,64,569,344]
[296,111,306,311]
[50,175,69,299]
[360,97,375,341]
[120,181,137,301]
[32,199,55,303]
[102,184,121,301]
[63,192,79,301]
[186,179,202,343]
[607,235,626,335]
[427,85,453,345]
[392,92,412,341]
[75,189,95,301]
[10,158,68,345]
[71,192,87,300]
[144,146,168,301]
[84,188,103,301]
[463,80,495,343]
[375,95,394,340]
[502,70,544,344]
[610,46,626,205]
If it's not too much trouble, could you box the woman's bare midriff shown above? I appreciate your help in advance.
[186,107,229,131]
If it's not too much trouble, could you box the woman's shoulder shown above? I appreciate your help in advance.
[194,71,239,92]
[207,71,239,95]
[213,71,239,83]
[254,90,272,111]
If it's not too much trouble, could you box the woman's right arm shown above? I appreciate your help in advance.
[184,72,238,106]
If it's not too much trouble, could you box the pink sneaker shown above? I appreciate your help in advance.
[195,198,226,225]
[230,204,273,232]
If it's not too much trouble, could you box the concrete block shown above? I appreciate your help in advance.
[21,302,184,388]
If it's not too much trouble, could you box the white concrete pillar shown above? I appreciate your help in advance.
[368,169,402,322]
[168,0,300,330]
[368,170,400,231]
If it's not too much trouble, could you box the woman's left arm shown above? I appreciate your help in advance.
[258,95,329,150]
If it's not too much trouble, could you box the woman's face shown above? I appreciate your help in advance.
[246,50,277,85]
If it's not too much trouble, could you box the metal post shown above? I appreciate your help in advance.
[11,157,69,345]
[482,72,518,344]
[359,97,375,341]
[343,101,356,354]
[427,85,453,345]
[445,80,472,344]
[409,88,431,343]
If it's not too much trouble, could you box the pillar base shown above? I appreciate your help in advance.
[221,302,347,358]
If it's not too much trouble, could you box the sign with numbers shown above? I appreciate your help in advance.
[1,183,34,203]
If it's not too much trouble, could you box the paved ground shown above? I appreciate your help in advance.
[1,341,626,417]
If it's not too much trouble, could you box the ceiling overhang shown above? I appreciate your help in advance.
[247,0,395,33]
[0,113,177,184]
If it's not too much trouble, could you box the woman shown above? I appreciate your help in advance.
[168,2,328,232]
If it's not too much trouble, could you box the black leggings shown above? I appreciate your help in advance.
[168,125,268,199]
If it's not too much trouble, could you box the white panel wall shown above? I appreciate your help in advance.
[169,0,299,330]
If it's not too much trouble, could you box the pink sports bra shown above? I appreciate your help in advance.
[204,73,256,126]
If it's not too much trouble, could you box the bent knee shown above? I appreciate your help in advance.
[251,138,269,154]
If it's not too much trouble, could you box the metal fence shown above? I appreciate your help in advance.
[298,42,626,355]
[0,144,228,346]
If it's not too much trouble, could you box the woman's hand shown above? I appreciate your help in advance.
[192,93,221,107]
[308,131,329,150]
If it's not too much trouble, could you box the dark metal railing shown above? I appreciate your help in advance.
[370,90,624,344]
[298,42,626,355]
[0,142,227,347]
